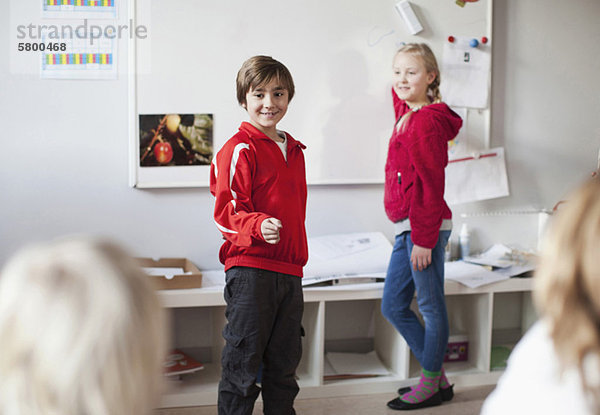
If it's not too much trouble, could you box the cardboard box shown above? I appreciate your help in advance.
[136,257,203,290]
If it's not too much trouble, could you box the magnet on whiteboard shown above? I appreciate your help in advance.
[469,38,479,48]
[395,1,423,35]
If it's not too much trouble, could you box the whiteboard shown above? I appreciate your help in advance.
[129,0,492,187]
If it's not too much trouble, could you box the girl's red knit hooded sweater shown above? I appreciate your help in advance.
[384,89,463,249]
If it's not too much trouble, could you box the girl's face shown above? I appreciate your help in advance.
[392,52,436,108]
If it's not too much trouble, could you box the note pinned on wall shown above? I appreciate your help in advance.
[445,147,510,205]
[440,36,491,109]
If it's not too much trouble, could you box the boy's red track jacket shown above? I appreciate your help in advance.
[210,122,308,277]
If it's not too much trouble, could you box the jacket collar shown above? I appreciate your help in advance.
[240,122,306,149]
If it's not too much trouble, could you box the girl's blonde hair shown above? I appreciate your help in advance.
[0,236,168,415]
[535,178,600,409]
[395,43,442,103]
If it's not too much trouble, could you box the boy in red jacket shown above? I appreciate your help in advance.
[210,55,307,415]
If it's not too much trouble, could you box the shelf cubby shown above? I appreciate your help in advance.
[158,277,534,407]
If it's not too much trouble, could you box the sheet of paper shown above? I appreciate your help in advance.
[440,38,491,109]
[492,264,535,278]
[304,232,392,278]
[324,355,336,376]
[309,232,388,261]
[198,270,226,288]
[325,351,390,376]
[464,244,537,273]
[302,273,386,287]
[305,282,384,292]
[463,243,514,268]
[42,0,118,19]
[445,147,510,205]
[41,30,117,80]
[444,261,509,288]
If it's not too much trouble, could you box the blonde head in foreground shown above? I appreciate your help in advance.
[535,177,600,408]
[0,236,167,415]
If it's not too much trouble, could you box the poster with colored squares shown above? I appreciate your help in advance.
[43,0,118,19]
[41,33,117,79]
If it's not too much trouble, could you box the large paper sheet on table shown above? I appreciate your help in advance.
[445,261,509,288]
[303,232,392,279]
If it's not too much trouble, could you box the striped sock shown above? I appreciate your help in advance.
[400,369,440,403]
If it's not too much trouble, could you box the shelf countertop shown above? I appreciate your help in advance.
[158,277,534,308]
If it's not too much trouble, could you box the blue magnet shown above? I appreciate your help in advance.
[469,38,479,48]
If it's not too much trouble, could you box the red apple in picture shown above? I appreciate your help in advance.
[154,142,173,164]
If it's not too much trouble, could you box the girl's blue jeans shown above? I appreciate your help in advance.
[381,230,451,372]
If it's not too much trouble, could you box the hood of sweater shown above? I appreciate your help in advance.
[414,103,463,141]
[392,88,462,142]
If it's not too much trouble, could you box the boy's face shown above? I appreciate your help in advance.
[243,78,289,136]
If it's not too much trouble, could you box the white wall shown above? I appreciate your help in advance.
[488,0,600,209]
[1,0,599,267]
[453,0,600,254]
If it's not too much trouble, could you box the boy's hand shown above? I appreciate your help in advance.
[261,218,282,244]
[411,244,432,271]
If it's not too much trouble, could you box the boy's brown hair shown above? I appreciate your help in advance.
[236,56,295,106]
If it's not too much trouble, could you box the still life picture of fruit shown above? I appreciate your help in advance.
[139,113,213,167]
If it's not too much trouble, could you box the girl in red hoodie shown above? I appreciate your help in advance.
[381,43,463,411]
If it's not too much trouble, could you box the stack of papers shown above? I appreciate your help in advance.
[302,273,386,288]
[463,244,515,268]
[303,232,392,286]
[445,244,536,288]
[445,261,508,288]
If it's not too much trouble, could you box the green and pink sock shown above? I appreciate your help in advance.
[439,368,451,390]
[400,369,440,404]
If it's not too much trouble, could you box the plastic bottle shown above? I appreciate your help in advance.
[459,223,470,259]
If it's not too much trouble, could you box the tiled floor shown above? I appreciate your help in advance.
[155,384,495,415]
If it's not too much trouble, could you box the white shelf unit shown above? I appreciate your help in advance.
[158,277,535,408]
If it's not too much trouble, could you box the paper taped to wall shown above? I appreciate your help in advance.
[441,36,491,109]
[445,147,509,205]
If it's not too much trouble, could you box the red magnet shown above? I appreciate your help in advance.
[481,36,489,44]
[448,36,455,43]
